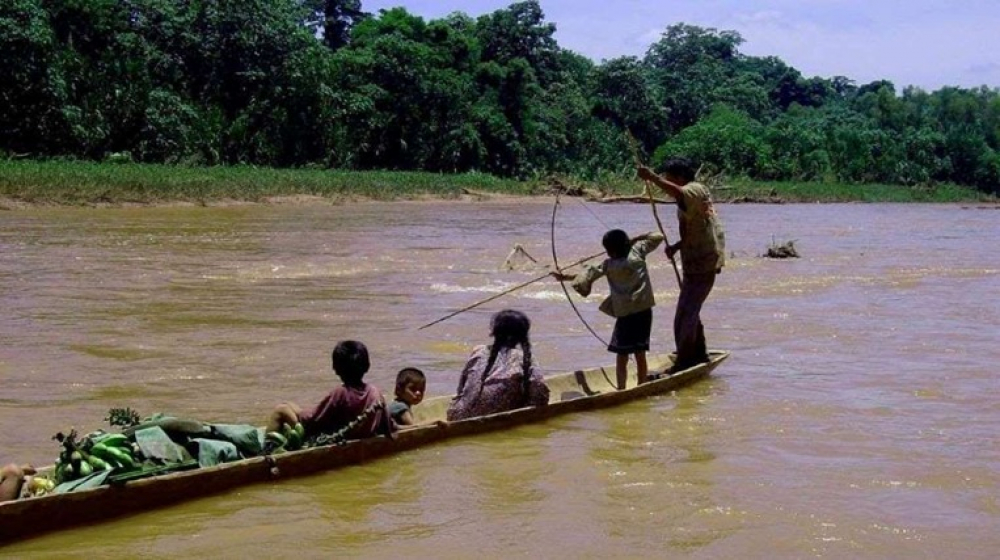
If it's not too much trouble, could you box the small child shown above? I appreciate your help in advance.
[268,340,394,441]
[389,367,426,426]
[552,229,664,389]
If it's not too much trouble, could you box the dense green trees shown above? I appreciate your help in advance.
[0,1,997,193]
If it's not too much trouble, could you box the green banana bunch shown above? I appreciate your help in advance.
[65,450,92,479]
[265,422,305,453]
[89,436,138,471]
[53,427,143,484]
[93,433,130,448]
[265,431,288,453]
[282,422,305,451]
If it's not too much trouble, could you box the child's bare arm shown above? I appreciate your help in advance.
[398,409,415,426]
[630,232,664,243]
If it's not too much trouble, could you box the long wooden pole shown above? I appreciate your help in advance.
[417,250,605,330]
[626,130,682,288]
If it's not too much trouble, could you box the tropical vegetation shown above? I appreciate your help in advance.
[2,0,998,196]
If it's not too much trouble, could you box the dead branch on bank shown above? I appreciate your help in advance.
[460,187,509,200]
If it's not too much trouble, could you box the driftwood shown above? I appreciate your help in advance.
[588,194,673,205]
[764,238,799,258]
[501,243,547,271]
[723,194,786,204]
[460,187,507,199]
[545,174,788,206]
[719,187,785,204]
[544,176,591,197]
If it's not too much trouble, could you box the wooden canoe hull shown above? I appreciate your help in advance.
[0,350,728,545]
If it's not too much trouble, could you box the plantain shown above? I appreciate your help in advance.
[69,450,84,477]
[106,446,136,469]
[95,433,131,448]
[89,443,121,465]
[294,423,305,440]
[282,423,302,450]
[54,464,67,484]
[266,431,287,447]
[86,455,111,471]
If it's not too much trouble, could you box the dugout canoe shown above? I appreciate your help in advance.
[0,350,729,545]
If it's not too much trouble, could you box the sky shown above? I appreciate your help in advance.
[361,0,1000,91]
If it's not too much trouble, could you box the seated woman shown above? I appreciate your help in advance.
[447,309,550,421]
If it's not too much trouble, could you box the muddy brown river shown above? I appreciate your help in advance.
[1,200,998,558]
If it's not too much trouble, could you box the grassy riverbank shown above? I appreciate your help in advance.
[0,160,534,206]
[0,160,990,207]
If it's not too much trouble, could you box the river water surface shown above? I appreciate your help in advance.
[1,200,998,558]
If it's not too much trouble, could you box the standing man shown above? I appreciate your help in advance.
[638,158,726,372]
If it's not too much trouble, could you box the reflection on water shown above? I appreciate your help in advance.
[2,202,999,557]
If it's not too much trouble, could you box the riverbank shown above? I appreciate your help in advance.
[0,160,990,208]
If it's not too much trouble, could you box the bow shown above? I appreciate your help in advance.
[626,130,682,288]
[550,192,608,347]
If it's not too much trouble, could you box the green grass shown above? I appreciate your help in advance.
[0,160,991,206]
[0,160,537,205]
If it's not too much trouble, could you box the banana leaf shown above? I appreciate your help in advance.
[190,438,241,467]
[207,424,264,457]
[134,426,192,464]
[53,470,111,494]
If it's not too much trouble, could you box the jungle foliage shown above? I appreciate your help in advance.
[2,1,998,194]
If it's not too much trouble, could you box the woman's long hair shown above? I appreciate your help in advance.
[476,309,533,402]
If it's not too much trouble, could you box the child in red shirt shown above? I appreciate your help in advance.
[268,340,394,441]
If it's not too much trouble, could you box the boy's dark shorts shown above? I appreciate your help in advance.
[608,308,652,354]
